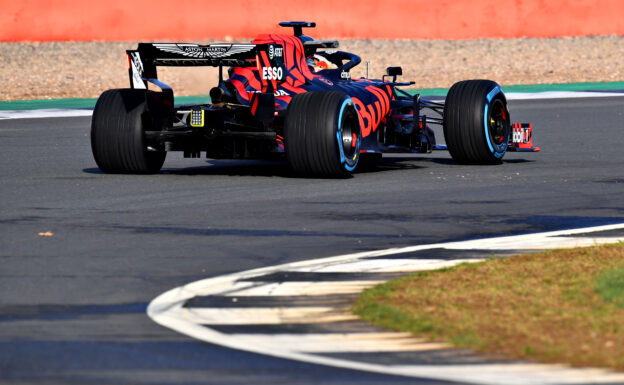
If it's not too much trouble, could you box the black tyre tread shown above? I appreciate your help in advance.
[285,91,353,177]
[443,79,506,165]
[447,82,465,162]
[464,80,484,162]
[317,93,337,175]
[94,90,112,171]
[286,92,310,174]
[91,89,166,174]
[463,81,480,161]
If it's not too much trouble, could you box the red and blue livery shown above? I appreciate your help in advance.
[91,21,539,177]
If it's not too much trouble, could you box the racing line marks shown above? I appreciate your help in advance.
[149,223,624,385]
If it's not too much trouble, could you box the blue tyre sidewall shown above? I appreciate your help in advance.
[336,97,360,172]
[483,85,509,159]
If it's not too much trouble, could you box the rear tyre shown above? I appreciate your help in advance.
[443,80,510,164]
[284,91,361,177]
[91,89,166,174]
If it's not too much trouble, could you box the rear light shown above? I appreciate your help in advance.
[190,108,205,127]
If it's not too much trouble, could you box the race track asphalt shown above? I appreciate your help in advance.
[1,96,623,384]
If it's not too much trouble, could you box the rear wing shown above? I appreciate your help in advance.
[126,42,283,91]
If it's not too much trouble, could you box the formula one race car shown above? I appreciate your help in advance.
[91,21,539,177]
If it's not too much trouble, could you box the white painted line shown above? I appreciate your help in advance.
[148,223,624,385]
[387,364,624,385]
[506,91,624,100]
[184,307,357,325]
[442,235,622,251]
[0,109,93,120]
[290,258,485,273]
[229,333,450,353]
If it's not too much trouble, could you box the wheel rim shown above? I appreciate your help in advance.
[337,100,361,171]
[489,99,508,145]
[341,113,357,159]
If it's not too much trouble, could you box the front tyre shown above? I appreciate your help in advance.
[91,89,166,174]
[284,91,361,177]
[443,80,510,164]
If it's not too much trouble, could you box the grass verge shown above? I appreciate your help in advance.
[353,242,624,370]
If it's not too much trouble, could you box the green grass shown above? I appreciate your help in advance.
[595,266,624,308]
[353,242,624,370]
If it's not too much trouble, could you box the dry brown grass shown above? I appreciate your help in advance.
[354,243,624,370]
[1,35,623,101]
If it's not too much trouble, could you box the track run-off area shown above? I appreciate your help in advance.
[149,224,624,385]
[1,92,624,384]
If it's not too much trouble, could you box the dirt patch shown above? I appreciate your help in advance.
[1,36,623,101]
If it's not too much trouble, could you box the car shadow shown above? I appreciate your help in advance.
[163,160,296,178]
[82,160,295,178]
[83,156,430,178]
[83,155,532,177]
[355,155,426,174]
[83,168,104,174]
[424,157,536,166]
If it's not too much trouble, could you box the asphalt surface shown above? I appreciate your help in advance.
[1,96,623,384]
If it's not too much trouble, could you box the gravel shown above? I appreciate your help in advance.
[1,35,622,101]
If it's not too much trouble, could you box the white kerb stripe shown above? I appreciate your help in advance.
[229,333,450,353]
[183,307,357,325]
[222,281,384,296]
[290,258,485,273]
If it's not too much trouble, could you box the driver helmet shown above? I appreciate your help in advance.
[308,54,335,72]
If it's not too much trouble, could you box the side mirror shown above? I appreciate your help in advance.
[386,66,402,77]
